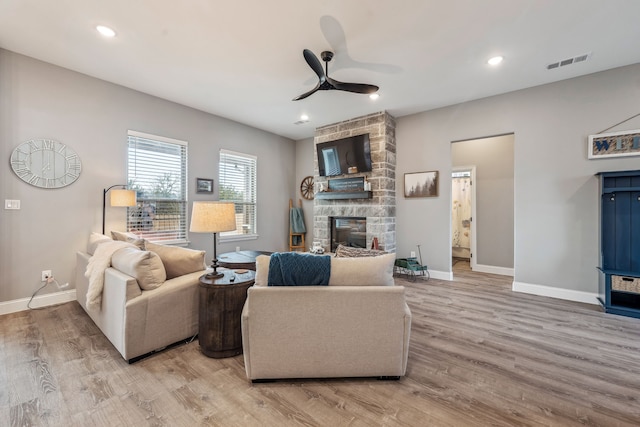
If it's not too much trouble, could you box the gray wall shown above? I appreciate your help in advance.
[0,49,295,303]
[396,63,640,293]
[451,135,514,269]
[294,137,315,250]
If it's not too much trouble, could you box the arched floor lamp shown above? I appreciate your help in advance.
[103,185,137,234]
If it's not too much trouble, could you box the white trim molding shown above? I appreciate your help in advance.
[513,281,599,305]
[0,289,77,316]
[474,264,514,276]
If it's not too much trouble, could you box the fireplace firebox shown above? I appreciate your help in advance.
[330,217,366,252]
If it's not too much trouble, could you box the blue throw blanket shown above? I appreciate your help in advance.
[267,252,330,286]
[290,207,306,246]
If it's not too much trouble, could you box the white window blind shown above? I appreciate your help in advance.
[219,149,257,238]
[126,131,188,244]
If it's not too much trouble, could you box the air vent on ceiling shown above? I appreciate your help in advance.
[547,52,591,70]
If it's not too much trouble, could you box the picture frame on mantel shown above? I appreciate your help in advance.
[404,171,438,198]
[196,178,214,194]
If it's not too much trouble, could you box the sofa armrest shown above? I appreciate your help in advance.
[76,251,142,359]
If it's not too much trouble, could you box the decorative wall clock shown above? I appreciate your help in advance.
[300,175,314,200]
[10,139,82,189]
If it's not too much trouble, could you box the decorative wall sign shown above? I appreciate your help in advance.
[404,171,438,198]
[10,139,82,188]
[588,129,640,159]
[328,177,364,192]
[196,178,213,193]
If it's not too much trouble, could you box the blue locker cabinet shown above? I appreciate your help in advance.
[597,170,640,318]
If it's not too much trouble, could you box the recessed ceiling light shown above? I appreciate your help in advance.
[369,93,379,100]
[96,25,116,38]
[300,114,309,121]
[488,56,503,66]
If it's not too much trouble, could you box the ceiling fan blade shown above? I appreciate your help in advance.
[303,49,325,81]
[328,77,379,94]
[292,82,321,101]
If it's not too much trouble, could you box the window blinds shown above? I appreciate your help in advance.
[127,131,188,244]
[219,149,257,237]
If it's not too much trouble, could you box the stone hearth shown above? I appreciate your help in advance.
[313,111,396,252]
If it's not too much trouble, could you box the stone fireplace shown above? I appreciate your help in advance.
[313,111,396,252]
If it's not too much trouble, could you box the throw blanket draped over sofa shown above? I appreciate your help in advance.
[267,252,330,286]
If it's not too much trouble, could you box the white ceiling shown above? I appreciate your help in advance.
[2,1,640,141]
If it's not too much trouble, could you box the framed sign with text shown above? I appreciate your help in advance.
[588,129,640,159]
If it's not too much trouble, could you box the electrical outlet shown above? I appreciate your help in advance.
[410,251,416,258]
[236,246,240,252]
[41,270,52,282]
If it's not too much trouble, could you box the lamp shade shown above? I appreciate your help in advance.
[110,189,137,207]
[189,201,236,233]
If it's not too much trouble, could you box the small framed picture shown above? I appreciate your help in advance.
[404,171,438,198]
[196,178,213,194]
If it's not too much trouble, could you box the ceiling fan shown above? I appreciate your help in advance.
[292,49,379,101]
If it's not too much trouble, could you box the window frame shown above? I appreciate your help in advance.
[218,149,258,242]
[126,130,189,245]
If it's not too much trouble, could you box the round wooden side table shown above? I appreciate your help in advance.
[198,268,256,358]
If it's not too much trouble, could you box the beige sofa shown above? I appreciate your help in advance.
[75,233,206,362]
[241,253,412,381]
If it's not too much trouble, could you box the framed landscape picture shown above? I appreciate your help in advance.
[404,171,438,198]
[196,178,213,194]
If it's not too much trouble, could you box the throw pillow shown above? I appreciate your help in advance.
[334,244,387,258]
[144,241,206,279]
[87,232,112,255]
[254,255,271,286]
[329,253,396,286]
[111,247,166,290]
[111,230,145,249]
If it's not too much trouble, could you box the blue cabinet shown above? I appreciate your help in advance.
[597,170,640,318]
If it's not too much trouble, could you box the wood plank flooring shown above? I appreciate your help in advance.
[2,270,640,426]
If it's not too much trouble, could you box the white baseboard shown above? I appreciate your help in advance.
[512,281,599,305]
[474,264,514,276]
[430,269,453,281]
[0,289,77,316]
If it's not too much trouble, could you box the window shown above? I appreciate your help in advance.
[126,130,188,244]
[219,149,257,239]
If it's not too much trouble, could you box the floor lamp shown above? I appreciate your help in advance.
[190,201,237,279]
[103,185,137,234]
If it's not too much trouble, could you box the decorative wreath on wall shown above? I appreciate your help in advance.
[300,176,314,200]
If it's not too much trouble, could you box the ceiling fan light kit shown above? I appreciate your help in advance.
[293,49,379,101]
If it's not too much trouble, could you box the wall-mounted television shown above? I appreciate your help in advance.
[316,133,372,177]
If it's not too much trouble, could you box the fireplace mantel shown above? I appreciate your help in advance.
[315,191,372,200]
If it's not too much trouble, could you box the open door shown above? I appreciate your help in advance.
[452,166,477,272]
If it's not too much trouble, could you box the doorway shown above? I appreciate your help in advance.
[452,166,476,272]
[450,134,514,277]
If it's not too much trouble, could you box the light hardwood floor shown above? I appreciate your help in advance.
[2,271,640,426]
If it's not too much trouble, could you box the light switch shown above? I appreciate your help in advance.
[4,200,20,210]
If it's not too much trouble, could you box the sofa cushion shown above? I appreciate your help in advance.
[111,230,145,249]
[329,253,396,286]
[255,253,395,287]
[334,244,387,258]
[144,241,206,279]
[111,247,166,290]
[87,232,112,255]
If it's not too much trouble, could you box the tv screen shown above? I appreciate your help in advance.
[316,134,372,177]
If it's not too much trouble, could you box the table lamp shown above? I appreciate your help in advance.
[190,201,236,279]
[103,185,137,234]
